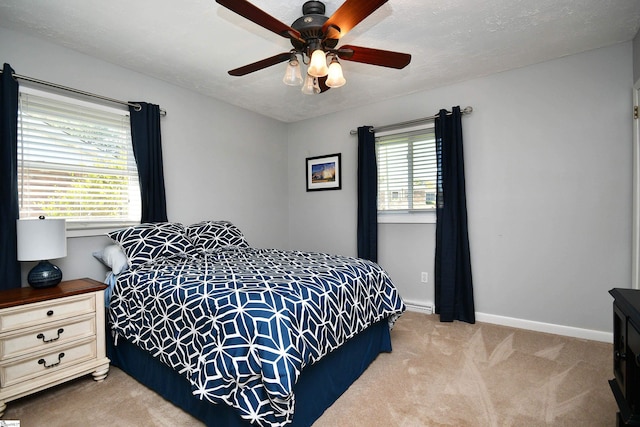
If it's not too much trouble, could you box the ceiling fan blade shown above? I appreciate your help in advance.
[216,0,303,42]
[318,76,330,93]
[228,52,291,76]
[321,0,388,39]
[337,45,411,69]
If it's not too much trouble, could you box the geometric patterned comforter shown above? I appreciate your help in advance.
[109,248,405,427]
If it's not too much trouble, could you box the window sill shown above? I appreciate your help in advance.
[66,222,139,238]
[378,211,436,224]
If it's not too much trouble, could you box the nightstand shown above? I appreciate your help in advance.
[0,278,110,417]
[609,288,640,426]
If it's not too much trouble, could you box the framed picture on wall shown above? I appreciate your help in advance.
[306,153,342,192]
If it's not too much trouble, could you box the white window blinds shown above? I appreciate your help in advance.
[376,126,437,212]
[17,89,141,227]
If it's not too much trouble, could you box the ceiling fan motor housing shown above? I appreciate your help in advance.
[302,1,325,15]
[291,1,338,52]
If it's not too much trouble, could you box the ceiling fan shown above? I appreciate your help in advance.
[215,0,412,94]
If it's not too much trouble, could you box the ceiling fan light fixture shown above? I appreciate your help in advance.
[217,0,412,96]
[326,56,346,88]
[301,73,320,95]
[283,56,303,86]
[307,49,329,78]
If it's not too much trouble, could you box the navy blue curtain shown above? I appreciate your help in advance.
[0,64,21,290]
[357,126,377,262]
[129,102,168,223]
[435,106,475,323]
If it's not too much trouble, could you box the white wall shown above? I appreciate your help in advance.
[634,28,640,84]
[287,42,633,335]
[0,27,289,284]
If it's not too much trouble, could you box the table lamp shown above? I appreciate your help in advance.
[16,217,67,288]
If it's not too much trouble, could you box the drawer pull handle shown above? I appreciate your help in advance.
[38,352,64,369]
[36,328,64,343]
[46,310,54,316]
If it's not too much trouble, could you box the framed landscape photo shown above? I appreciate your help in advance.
[306,153,342,192]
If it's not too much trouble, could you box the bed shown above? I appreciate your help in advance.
[99,221,405,427]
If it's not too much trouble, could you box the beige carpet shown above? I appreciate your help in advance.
[3,311,617,426]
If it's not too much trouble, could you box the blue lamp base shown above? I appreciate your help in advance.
[27,260,62,289]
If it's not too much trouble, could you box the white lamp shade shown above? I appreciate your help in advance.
[283,59,303,86]
[307,49,329,77]
[17,218,67,261]
[301,74,320,95]
[326,60,346,88]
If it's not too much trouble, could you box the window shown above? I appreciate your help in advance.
[17,87,141,233]
[376,124,436,223]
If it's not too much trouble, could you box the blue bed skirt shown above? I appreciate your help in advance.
[107,319,392,426]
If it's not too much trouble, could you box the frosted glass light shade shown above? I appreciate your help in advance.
[17,218,67,261]
[301,74,320,95]
[326,59,346,88]
[283,58,303,86]
[307,49,329,77]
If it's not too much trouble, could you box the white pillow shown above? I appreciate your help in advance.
[93,244,129,275]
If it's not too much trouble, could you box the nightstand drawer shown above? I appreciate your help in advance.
[0,337,96,388]
[0,294,96,333]
[0,314,96,361]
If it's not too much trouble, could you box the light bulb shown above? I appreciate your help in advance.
[307,49,329,77]
[283,58,303,86]
[326,58,346,88]
[301,74,320,95]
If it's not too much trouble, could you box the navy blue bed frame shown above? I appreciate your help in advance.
[107,319,391,426]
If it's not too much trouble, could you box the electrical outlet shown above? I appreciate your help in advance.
[421,272,428,283]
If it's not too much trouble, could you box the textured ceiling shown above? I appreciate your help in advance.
[0,0,639,123]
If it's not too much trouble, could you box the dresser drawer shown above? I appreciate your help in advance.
[0,337,96,388]
[0,314,96,361]
[0,294,96,333]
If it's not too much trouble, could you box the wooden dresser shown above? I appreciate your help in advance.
[610,288,640,426]
[0,278,110,417]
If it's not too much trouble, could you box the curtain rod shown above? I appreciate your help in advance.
[349,106,473,135]
[0,69,166,116]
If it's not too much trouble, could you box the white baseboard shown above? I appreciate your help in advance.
[404,301,434,315]
[403,302,612,343]
[476,312,612,343]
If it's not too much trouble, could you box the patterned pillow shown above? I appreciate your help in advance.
[185,220,249,252]
[108,222,197,269]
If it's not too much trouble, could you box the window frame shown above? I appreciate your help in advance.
[376,123,437,224]
[17,86,141,237]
